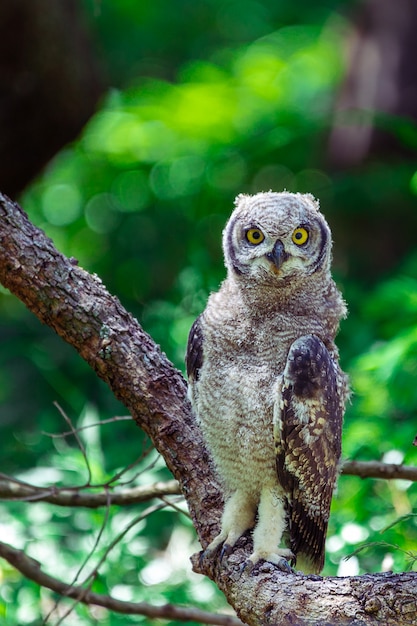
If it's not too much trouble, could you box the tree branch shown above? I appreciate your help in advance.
[1,192,417,626]
[0,192,218,545]
[0,475,181,507]
[2,459,415,510]
[342,460,417,482]
[1,459,415,512]
[0,541,243,626]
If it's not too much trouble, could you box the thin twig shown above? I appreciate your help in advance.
[42,415,133,438]
[81,500,171,585]
[159,495,191,519]
[48,489,112,626]
[105,443,158,488]
[53,402,92,485]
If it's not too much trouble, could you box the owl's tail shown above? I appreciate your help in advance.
[293,552,323,576]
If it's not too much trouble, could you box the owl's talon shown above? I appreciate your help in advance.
[276,557,293,573]
[240,556,293,575]
[219,542,233,561]
[198,549,207,569]
[199,538,228,568]
[239,559,254,575]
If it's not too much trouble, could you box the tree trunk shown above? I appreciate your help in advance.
[328,0,417,166]
[0,192,416,626]
[0,0,103,196]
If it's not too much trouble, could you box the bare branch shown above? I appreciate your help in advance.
[342,460,417,482]
[0,541,243,626]
[53,401,93,484]
[0,475,181,507]
[2,458,415,510]
[42,414,132,438]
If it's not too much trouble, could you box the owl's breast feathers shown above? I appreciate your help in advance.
[186,192,347,574]
[274,334,346,573]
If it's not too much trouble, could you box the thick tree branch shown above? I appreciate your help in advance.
[0,541,243,626]
[0,193,219,546]
[1,192,417,626]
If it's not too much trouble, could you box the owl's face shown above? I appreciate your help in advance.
[223,192,332,286]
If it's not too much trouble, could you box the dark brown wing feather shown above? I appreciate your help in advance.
[186,315,204,382]
[275,334,345,573]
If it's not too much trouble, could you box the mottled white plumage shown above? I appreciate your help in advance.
[186,191,348,573]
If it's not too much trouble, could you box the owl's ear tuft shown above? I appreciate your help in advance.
[234,193,249,207]
[304,193,320,212]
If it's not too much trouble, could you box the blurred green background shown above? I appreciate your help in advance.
[1,0,417,623]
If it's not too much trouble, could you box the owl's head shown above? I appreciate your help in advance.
[222,191,332,286]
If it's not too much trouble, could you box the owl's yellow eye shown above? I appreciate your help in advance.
[292,227,309,245]
[245,228,265,245]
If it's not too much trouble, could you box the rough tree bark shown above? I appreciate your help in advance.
[0,192,416,626]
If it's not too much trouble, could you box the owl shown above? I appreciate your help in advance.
[186,191,348,574]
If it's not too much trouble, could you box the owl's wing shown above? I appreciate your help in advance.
[186,315,204,383]
[274,334,345,574]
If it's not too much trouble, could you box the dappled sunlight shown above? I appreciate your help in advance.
[2,0,417,622]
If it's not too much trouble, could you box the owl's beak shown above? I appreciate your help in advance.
[266,239,289,269]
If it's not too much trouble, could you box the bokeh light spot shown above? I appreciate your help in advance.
[41,184,82,226]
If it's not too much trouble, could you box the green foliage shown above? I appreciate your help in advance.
[0,408,219,624]
[1,0,417,622]
[332,264,417,576]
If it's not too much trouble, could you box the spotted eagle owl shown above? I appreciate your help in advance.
[186,191,348,574]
